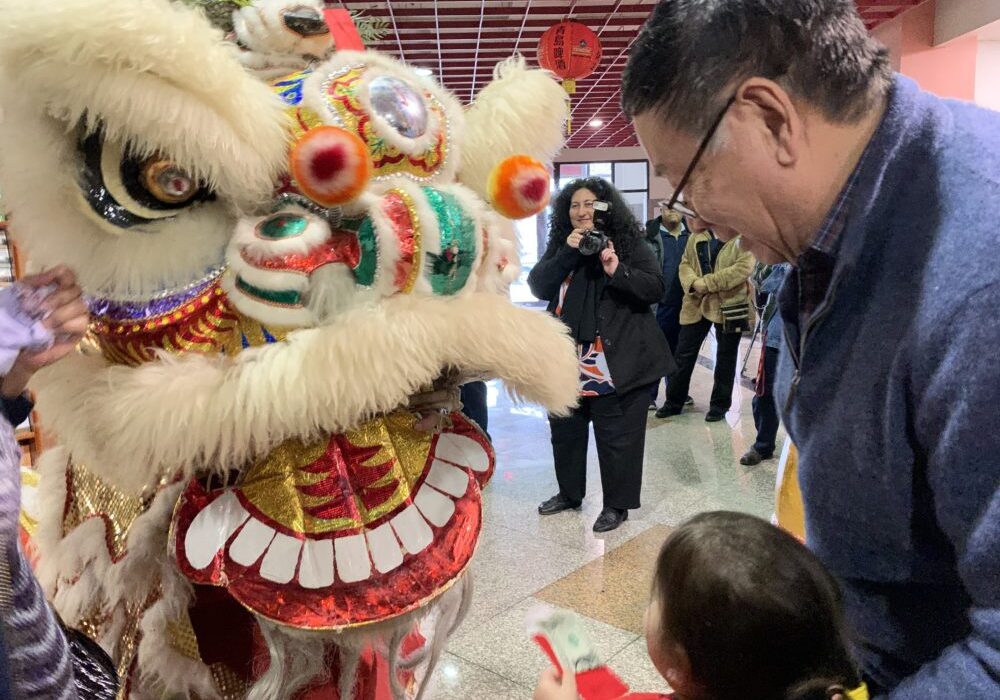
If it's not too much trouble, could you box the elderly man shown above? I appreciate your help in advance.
[623,1,1000,698]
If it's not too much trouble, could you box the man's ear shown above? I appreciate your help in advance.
[734,77,801,167]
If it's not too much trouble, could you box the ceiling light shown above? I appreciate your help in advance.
[589,119,604,128]
[414,67,434,76]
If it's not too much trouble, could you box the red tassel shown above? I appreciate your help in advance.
[322,8,365,52]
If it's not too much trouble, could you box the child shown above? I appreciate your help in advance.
[534,511,868,700]
[0,267,90,699]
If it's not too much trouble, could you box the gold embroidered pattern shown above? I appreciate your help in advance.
[238,411,433,536]
[62,464,149,560]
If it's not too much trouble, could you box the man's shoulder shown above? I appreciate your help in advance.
[875,90,1000,298]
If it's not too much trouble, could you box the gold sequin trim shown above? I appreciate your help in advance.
[62,463,149,560]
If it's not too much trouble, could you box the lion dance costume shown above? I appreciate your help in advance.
[0,1,579,697]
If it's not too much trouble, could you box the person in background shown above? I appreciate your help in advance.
[657,215,754,422]
[1,266,89,700]
[459,379,489,439]
[529,177,673,533]
[741,262,790,466]
[624,0,1000,696]
[534,511,868,700]
[643,208,665,274]
[645,206,692,410]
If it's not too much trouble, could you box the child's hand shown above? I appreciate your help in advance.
[533,666,579,700]
[20,266,88,366]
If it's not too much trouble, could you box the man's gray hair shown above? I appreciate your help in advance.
[622,0,892,133]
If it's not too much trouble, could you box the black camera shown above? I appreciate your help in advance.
[578,200,611,256]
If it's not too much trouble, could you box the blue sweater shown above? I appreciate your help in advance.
[776,76,1000,698]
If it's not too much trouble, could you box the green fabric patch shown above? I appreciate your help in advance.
[423,188,476,296]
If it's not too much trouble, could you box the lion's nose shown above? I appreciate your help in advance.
[282,7,329,38]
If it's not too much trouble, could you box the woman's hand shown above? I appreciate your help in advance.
[1,266,89,399]
[566,229,587,250]
[691,278,708,294]
[600,241,619,277]
[533,666,579,700]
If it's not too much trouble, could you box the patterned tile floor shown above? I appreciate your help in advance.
[427,330,783,698]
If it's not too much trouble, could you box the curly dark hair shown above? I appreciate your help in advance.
[545,177,642,263]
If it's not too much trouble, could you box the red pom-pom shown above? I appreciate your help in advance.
[488,155,551,219]
[290,126,371,207]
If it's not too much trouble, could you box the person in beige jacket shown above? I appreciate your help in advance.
[656,215,755,421]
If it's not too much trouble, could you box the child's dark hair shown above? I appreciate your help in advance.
[653,511,861,700]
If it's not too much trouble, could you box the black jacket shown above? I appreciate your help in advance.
[528,236,675,395]
[645,218,690,308]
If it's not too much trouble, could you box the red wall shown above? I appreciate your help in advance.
[872,0,978,101]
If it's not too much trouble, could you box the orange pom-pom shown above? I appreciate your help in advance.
[487,155,551,219]
[289,125,372,207]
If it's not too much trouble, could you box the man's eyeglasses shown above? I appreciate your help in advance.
[665,95,736,219]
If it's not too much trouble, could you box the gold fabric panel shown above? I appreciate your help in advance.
[238,411,433,535]
[62,464,149,560]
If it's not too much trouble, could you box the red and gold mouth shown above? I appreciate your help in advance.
[170,411,493,629]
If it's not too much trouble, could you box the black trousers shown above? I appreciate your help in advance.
[460,381,489,438]
[752,346,781,456]
[650,303,683,401]
[548,383,653,510]
[665,318,742,413]
[655,303,683,354]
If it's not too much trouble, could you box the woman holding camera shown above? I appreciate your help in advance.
[528,178,674,532]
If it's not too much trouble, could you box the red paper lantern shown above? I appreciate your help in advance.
[537,21,603,94]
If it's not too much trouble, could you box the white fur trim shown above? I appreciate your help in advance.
[32,447,71,594]
[234,0,332,59]
[231,261,311,294]
[458,56,567,203]
[0,98,232,295]
[306,258,372,322]
[477,212,523,293]
[33,292,578,494]
[49,518,113,625]
[136,558,220,700]
[105,483,184,609]
[33,452,219,696]
[236,210,335,259]
[221,270,316,327]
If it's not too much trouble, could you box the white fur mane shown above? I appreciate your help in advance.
[35,292,578,495]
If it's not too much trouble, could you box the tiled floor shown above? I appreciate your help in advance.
[427,330,784,698]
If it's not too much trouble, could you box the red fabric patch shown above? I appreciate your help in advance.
[311,146,347,181]
[519,176,548,204]
[241,231,361,274]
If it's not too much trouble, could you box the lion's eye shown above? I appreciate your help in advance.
[77,125,214,229]
[141,159,198,205]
